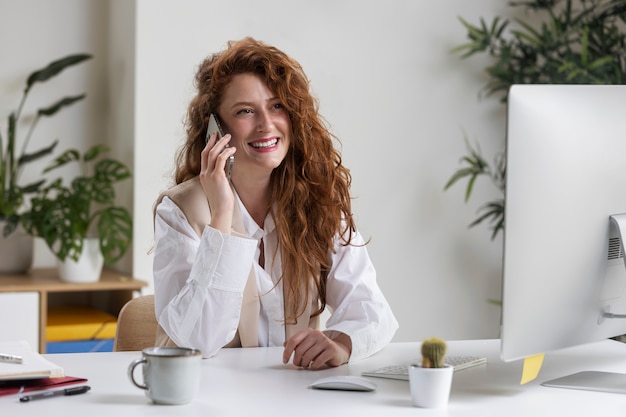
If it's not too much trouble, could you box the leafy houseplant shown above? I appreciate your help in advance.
[23,144,132,265]
[444,0,626,239]
[0,53,92,237]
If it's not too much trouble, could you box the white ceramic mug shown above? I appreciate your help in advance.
[408,364,454,409]
[128,346,202,405]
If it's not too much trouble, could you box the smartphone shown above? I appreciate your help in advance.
[206,113,234,181]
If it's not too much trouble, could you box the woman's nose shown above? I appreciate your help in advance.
[256,110,275,132]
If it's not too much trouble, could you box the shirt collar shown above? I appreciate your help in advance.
[234,190,276,240]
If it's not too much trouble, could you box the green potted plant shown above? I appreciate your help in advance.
[445,0,626,240]
[409,337,453,409]
[22,144,132,282]
[0,53,92,273]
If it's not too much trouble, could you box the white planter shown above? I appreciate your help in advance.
[408,364,454,409]
[56,238,104,283]
[0,221,34,274]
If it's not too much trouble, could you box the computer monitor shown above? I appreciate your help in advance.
[501,84,626,391]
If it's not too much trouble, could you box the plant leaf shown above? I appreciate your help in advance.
[98,207,132,264]
[94,158,132,183]
[37,95,86,117]
[17,140,59,166]
[25,54,92,93]
[43,149,81,173]
[83,144,109,162]
[20,179,46,194]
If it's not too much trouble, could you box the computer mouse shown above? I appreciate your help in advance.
[309,375,377,392]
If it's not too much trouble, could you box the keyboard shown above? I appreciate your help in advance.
[361,355,487,381]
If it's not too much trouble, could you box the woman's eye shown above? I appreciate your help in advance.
[237,108,253,115]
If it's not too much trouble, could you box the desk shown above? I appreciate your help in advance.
[3,339,626,416]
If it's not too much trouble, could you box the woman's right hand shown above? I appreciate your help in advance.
[199,131,237,234]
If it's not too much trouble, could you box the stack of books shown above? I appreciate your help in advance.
[0,340,86,396]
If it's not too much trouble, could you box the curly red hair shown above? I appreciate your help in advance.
[174,37,357,323]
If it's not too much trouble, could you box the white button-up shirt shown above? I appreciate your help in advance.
[153,195,398,360]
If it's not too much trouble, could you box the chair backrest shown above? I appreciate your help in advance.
[113,294,158,352]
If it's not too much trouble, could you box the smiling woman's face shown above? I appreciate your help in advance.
[217,73,291,180]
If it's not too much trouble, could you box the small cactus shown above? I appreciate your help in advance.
[421,337,447,368]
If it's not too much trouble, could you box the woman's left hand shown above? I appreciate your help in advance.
[282,328,351,370]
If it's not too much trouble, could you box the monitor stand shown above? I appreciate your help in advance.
[541,214,626,394]
[602,214,626,321]
[542,371,626,394]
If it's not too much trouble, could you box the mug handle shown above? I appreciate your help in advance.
[128,357,148,390]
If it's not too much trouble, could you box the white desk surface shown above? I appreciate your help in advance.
[4,339,626,416]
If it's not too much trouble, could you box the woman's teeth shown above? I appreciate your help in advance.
[251,138,278,148]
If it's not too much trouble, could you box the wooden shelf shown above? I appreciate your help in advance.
[0,268,144,291]
[0,268,147,352]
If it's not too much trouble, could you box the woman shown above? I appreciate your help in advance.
[153,37,398,369]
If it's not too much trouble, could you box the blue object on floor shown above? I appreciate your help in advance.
[46,339,114,353]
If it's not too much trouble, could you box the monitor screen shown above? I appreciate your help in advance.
[501,85,626,375]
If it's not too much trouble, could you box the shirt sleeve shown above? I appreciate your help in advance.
[322,230,399,362]
[153,197,257,358]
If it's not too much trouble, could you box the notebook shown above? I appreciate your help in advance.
[0,375,87,396]
[0,340,64,381]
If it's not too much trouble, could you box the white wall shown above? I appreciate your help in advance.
[1,0,510,343]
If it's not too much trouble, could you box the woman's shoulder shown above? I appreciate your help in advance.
[160,177,203,201]
[156,177,211,237]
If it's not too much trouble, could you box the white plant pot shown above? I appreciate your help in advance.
[408,364,454,409]
[0,221,34,274]
[56,238,104,283]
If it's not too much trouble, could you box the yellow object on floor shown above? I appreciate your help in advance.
[47,306,117,342]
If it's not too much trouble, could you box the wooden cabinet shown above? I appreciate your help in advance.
[0,268,147,352]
